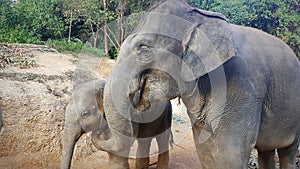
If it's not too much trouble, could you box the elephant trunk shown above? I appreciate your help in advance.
[99,61,137,157]
[102,76,135,155]
[61,123,81,169]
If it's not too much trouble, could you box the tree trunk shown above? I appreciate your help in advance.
[117,0,126,48]
[68,6,73,44]
[94,29,98,48]
[103,0,109,56]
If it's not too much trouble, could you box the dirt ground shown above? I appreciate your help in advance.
[0,44,299,169]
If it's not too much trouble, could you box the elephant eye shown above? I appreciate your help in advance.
[81,111,90,119]
[138,45,149,51]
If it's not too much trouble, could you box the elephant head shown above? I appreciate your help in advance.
[102,0,235,154]
[61,79,108,169]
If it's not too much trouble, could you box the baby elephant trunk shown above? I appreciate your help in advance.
[61,123,82,169]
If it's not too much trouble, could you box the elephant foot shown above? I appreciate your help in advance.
[136,157,150,169]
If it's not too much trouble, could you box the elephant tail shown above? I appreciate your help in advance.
[169,131,174,148]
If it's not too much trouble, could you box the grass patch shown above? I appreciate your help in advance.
[46,39,107,58]
[46,39,83,55]
[81,46,106,57]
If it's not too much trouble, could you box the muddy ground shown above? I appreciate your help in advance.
[0,44,299,169]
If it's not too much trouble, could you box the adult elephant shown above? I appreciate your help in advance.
[99,0,300,169]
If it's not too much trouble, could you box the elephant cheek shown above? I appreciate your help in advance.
[80,118,96,133]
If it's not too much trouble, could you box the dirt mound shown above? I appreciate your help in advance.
[0,44,113,168]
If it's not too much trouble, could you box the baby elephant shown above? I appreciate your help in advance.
[61,79,172,169]
[61,79,107,169]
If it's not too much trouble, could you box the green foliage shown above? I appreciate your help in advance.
[127,0,157,14]
[46,39,83,53]
[0,0,298,59]
[188,0,222,10]
[82,46,106,57]
[46,39,106,57]
[108,46,119,59]
[62,0,118,41]
[0,0,65,43]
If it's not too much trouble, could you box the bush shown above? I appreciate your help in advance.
[46,39,83,54]
[108,46,119,59]
[82,46,106,57]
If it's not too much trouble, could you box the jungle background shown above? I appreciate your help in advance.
[0,0,299,59]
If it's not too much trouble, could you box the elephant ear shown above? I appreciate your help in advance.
[181,9,236,81]
[94,79,105,113]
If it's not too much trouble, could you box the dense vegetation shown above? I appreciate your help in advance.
[0,0,299,58]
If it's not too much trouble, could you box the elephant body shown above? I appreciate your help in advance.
[186,24,300,169]
[61,79,172,169]
[101,0,300,169]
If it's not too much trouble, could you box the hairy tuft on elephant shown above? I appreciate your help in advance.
[61,79,172,169]
[101,0,300,168]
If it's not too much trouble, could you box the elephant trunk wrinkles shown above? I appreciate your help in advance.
[61,124,81,169]
[102,76,134,154]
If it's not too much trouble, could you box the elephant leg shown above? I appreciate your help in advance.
[192,122,254,169]
[257,150,276,169]
[277,137,299,169]
[107,152,130,169]
[156,132,170,169]
[156,151,169,169]
[136,139,151,169]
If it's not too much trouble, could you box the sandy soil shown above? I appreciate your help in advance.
[0,44,299,169]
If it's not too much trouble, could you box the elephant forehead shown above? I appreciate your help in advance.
[138,12,194,41]
[73,93,97,109]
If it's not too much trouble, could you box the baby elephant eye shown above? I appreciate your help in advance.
[81,111,90,118]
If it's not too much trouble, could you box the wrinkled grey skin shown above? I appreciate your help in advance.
[61,79,109,169]
[92,100,172,169]
[61,79,172,169]
[102,0,300,169]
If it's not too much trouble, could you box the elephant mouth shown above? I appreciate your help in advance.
[129,69,179,112]
[129,76,151,112]
[93,124,111,141]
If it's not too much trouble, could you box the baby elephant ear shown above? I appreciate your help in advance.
[181,10,236,81]
[95,79,106,112]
